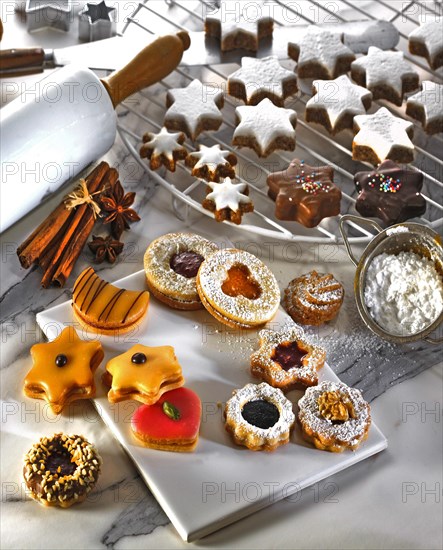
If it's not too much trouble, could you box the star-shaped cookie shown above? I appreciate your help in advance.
[352,107,415,165]
[164,79,224,141]
[250,325,326,390]
[233,98,297,157]
[266,159,342,228]
[140,127,187,172]
[354,159,426,225]
[306,75,372,134]
[227,56,298,107]
[204,0,274,52]
[103,344,184,404]
[185,144,237,182]
[406,81,443,135]
[351,47,419,106]
[202,177,254,224]
[409,20,443,70]
[24,326,104,414]
[288,26,355,79]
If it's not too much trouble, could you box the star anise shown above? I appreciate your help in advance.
[100,180,140,239]
[88,235,124,264]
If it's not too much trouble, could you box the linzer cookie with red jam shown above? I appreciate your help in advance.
[140,127,187,172]
[144,233,219,310]
[354,160,426,225]
[23,433,102,507]
[224,382,295,451]
[24,326,104,414]
[284,271,344,326]
[298,380,371,452]
[196,248,280,329]
[267,159,341,228]
[251,325,326,391]
[185,144,237,182]
[103,344,184,404]
[202,178,254,225]
[132,387,202,452]
[72,267,150,334]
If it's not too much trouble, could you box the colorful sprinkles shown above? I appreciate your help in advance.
[296,161,331,194]
[368,173,402,193]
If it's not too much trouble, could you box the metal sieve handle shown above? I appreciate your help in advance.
[339,215,383,266]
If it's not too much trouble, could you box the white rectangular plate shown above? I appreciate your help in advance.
[36,270,387,542]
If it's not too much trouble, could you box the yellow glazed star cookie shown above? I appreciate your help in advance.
[103,344,185,404]
[24,326,104,414]
[250,325,326,391]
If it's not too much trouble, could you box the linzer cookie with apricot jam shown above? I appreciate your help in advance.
[72,267,150,334]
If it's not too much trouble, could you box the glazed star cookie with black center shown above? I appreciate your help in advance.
[103,344,185,404]
[406,81,443,135]
[306,75,372,135]
[351,47,419,106]
[354,160,426,225]
[164,79,224,141]
[227,56,298,107]
[288,26,355,79]
[233,98,297,158]
[267,159,341,227]
[298,380,371,452]
[250,325,326,391]
[225,382,295,451]
[140,127,187,172]
[409,20,443,70]
[202,177,254,225]
[185,144,237,182]
[24,326,104,414]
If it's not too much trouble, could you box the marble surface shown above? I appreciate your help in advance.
[1,1,442,548]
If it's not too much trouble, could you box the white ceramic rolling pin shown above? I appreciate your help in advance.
[0,32,190,233]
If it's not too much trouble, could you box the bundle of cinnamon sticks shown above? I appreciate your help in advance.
[17,162,118,288]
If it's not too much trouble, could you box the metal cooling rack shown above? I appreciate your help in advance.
[116,0,443,243]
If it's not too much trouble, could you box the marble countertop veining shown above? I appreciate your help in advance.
[1,2,442,548]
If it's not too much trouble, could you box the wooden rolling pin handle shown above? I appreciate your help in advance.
[101,31,190,108]
[0,48,45,73]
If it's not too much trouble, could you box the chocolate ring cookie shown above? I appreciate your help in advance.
[23,433,101,507]
[144,233,219,310]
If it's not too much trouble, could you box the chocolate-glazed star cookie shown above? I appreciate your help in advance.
[267,159,342,228]
[354,160,426,225]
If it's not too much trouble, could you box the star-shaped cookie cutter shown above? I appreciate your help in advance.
[79,0,117,42]
[26,0,73,33]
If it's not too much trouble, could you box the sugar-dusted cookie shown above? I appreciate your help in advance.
[288,26,355,79]
[204,0,274,52]
[352,107,415,165]
[24,326,104,414]
[306,75,372,134]
[164,79,224,140]
[185,144,237,182]
[351,47,419,106]
[103,344,184,405]
[196,248,281,329]
[409,20,443,70]
[354,160,426,225]
[202,177,254,225]
[283,271,344,326]
[298,380,371,452]
[233,98,297,157]
[23,434,102,507]
[406,80,443,135]
[227,56,298,107]
[72,267,150,335]
[143,232,219,310]
[132,387,202,452]
[224,382,295,451]
[250,325,326,391]
[267,159,341,228]
[140,127,187,172]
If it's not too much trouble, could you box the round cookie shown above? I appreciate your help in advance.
[23,433,101,507]
[144,233,219,310]
[196,248,280,329]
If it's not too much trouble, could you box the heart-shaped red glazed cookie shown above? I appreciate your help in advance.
[131,387,201,452]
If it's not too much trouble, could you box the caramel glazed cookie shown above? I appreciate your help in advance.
[298,380,371,452]
[144,233,219,310]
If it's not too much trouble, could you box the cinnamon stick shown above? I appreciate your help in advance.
[17,162,109,269]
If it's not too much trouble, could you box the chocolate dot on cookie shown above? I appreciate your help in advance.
[131,352,147,364]
[272,341,307,371]
[170,251,205,279]
[55,354,68,367]
[241,399,280,429]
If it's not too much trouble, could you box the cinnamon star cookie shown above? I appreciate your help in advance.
[202,177,254,225]
[140,127,187,172]
[185,144,237,182]
[406,81,443,135]
[409,20,443,70]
